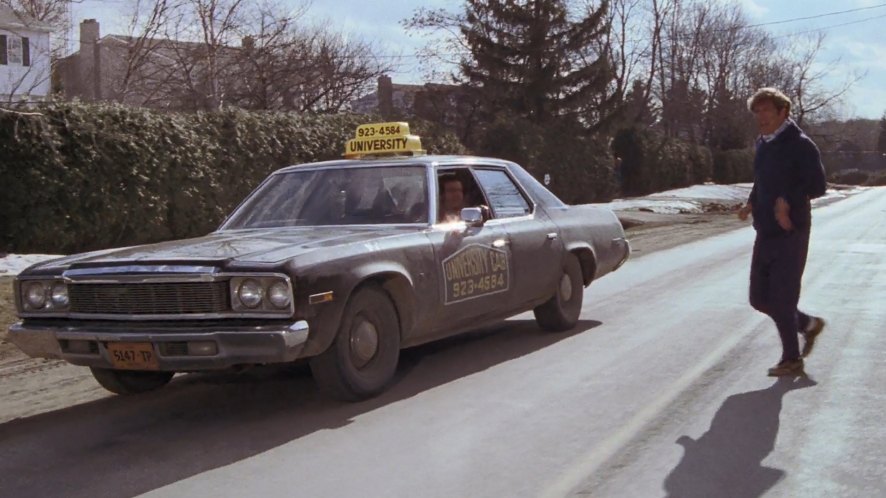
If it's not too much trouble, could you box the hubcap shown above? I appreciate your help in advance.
[350,317,379,369]
[559,272,573,302]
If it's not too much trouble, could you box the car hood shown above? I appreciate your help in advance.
[31,226,423,272]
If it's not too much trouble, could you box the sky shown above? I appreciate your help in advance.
[73,0,886,119]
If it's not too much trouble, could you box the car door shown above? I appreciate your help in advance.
[426,167,514,333]
[472,166,564,310]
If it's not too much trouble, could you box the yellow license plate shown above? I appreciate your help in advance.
[106,342,159,370]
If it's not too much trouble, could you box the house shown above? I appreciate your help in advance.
[352,75,479,143]
[0,5,53,104]
[57,19,244,111]
[352,75,470,124]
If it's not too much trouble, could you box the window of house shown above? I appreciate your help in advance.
[7,36,22,64]
[0,35,29,66]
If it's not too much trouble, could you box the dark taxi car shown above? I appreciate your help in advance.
[9,123,630,401]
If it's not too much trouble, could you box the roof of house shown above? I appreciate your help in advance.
[0,6,54,32]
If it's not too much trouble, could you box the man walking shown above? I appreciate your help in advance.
[738,88,827,377]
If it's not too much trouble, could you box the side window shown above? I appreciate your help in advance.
[437,167,487,222]
[474,169,531,219]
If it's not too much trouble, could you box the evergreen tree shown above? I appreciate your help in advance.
[459,0,613,125]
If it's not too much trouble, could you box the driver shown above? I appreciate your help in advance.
[439,176,465,222]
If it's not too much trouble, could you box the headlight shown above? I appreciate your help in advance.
[268,281,291,308]
[50,283,69,307]
[237,279,263,308]
[25,282,47,309]
[229,275,293,314]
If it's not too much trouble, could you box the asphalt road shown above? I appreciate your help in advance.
[1,188,883,498]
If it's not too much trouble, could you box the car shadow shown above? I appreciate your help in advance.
[662,375,818,498]
[0,319,601,498]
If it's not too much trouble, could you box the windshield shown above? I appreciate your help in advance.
[222,165,429,229]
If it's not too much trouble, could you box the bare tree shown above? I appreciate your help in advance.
[598,0,667,126]
[401,6,471,83]
[642,0,863,148]
[785,32,863,127]
[102,0,387,112]
[229,5,391,113]
[107,0,175,104]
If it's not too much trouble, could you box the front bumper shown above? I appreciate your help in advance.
[7,320,310,371]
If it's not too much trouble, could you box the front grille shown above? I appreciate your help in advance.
[69,282,229,315]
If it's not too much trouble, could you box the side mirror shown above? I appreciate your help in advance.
[461,207,484,227]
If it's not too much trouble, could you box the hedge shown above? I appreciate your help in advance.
[612,127,713,196]
[867,169,886,186]
[712,148,754,184]
[0,103,466,253]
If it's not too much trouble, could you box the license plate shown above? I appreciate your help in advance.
[106,342,159,370]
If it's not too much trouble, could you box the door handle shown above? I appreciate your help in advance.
[492,238,510,248]
[546,232,559,240]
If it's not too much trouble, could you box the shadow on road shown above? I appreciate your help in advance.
[662,375,817,498]
[0,319,600,498]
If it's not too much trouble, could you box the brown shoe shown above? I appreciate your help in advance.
[768,359,805,377]
[801,317,826,358]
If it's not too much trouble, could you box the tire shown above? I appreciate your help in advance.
[309,285,401,401]
[534,253,584,332]
[90,367,174,395]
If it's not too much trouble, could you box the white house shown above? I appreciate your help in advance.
[0,6,53,104]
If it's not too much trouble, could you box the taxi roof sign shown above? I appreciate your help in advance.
[344,122,425,159]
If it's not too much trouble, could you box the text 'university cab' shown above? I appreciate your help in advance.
[10,122,630,400]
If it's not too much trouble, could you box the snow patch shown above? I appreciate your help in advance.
[595,183,863,215]
[0,254,63,276]
[813,186,868,206]
[595,183,752,214]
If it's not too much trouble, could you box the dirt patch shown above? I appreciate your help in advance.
[0,276,24,363]
[619,211,748,256]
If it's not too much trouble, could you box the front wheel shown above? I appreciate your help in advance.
[534,253,584,332]
[90,367,174,395]
[309,285,401,401]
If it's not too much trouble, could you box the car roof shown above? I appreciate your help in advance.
[274,155,516,174]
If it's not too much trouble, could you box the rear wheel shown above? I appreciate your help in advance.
[90,367,174,395]
[534,253,584,332]
[310,285,401,401]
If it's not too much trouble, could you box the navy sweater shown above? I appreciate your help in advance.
[748,121,827,237]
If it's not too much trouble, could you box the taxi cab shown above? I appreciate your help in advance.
[9,123,630,401]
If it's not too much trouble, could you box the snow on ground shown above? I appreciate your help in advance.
[596,183,866,214]
[595,183,752,214]
[0,254,63,276]
[647,183,753,203]
[813,186,868,206]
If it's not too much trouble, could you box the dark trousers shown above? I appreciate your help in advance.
[749,229,813,361]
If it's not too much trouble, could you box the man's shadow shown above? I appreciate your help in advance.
[663,376,817,498]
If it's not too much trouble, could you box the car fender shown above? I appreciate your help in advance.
[299,262,418,357]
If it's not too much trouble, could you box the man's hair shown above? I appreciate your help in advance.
[747,87,792,114]
[441,175,462,188]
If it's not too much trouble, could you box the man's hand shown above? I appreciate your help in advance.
[738,203,752,221]
[775,197,794,231]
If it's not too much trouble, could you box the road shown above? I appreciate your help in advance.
[1,188,883,498]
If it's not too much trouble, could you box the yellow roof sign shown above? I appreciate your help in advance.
[344,122,425,159]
